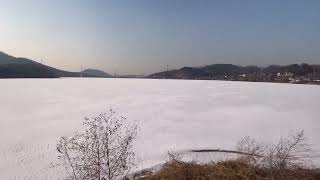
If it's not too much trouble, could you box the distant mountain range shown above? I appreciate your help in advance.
[148,63,320,80]
[81,69,112,78]
[1,51,319,81]
[0,51,111,78]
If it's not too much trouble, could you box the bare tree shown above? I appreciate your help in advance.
[236,136,266,164]
[263,130,311,170]
[237,130,312,171]
[56,109,138,180]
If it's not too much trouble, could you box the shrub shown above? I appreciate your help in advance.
[56,109,138,180]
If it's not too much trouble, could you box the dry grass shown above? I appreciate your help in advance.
[135,159,320,180]
[136,131,320,180]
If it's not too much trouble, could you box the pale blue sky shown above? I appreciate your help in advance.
[0,0,319,74]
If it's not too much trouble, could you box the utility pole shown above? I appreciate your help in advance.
[80,65,83,78]
[166,64,169,79]
[260,67,263,80]
[113,65,117,78]
[314,66,316,80]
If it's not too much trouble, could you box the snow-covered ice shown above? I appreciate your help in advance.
[0,78,320,179]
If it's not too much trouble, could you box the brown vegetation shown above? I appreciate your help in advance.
[136,159,320,180]
[136,131,320,180]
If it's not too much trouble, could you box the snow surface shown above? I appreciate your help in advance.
[0,78,320,179]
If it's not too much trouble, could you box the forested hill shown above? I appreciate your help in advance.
[148,63,320,81]
[0,51,111,78]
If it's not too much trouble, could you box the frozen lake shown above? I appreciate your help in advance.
[0,78,320,179]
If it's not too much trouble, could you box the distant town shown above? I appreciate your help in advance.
[148,63,320,85]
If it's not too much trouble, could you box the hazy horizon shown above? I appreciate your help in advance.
[1,0,319,74]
